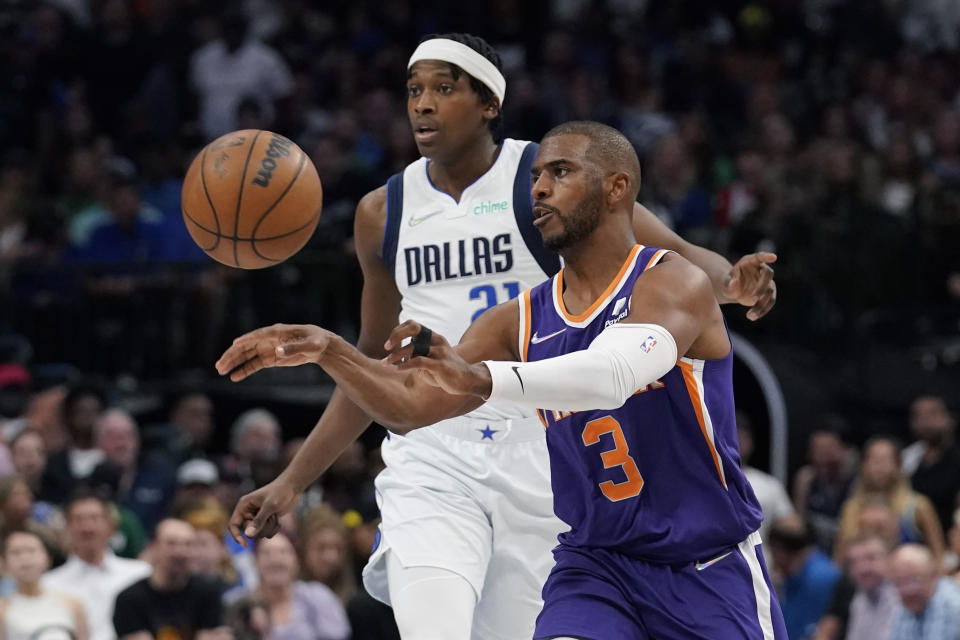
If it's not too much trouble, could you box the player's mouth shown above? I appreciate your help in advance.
[533,204,558,227]
[414,125,439,143]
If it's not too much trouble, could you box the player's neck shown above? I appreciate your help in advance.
[426,136,500,202]
[559,223,637,314]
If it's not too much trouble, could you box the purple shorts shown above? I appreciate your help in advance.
[534,532,787,640]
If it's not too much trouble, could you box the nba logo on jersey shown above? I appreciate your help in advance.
[639,336,657,353]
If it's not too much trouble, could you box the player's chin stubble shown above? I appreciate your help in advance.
[543,186,605,252]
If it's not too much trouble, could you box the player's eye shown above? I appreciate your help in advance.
[437,84,453,95]
[406,85,421,97]
[554,167,569,178]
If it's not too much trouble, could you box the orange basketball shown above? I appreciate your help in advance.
[181,130,322,269]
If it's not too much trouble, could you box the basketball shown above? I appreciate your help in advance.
[181,129,323,269]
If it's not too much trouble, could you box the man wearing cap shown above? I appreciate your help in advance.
[230,32,779,639]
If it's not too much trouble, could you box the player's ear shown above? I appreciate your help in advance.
[481,96,500,122]
[606,171,630,205]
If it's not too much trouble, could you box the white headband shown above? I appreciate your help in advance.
[408,38,506,107]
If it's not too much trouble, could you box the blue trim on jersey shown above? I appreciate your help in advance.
[513,142,561,276]
[381,172,404,271]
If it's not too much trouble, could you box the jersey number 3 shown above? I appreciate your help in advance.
[582,416,644,502]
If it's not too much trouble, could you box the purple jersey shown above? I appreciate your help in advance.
[519,244,762,564]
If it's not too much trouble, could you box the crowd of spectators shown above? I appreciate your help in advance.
[0,385,389,639]
[0,1,958,639]
[746,393,960,639]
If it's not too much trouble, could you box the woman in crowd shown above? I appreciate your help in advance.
[0,529,87,639]
[835,437,945,564]
[298,505,355,604]
[250,531,350,640]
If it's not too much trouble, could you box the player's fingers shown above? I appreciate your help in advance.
[245,501,278,538]
[229,353,266,382]
[747,282,777,321]
[229,499,255,546]
[757,252,778,264]
[384,320,422,351]
[382,342,416,366]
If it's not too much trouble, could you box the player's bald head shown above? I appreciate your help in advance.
[541,121,641,201]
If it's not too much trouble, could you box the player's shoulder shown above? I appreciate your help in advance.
[357,184,388,215]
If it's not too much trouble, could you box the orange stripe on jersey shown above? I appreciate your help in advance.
[555,244,642,323]
[536,408,549,429]
[643,249,669,272]
[678,360,728,489]
[521,289,532,362]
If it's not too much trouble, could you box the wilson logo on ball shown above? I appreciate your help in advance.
[252,134,294,188]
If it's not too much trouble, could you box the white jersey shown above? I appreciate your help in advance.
[382,138,557,423]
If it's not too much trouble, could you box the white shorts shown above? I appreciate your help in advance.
[363,414,567,640]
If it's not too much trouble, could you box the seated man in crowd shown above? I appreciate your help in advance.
[113,518,228,640]
[889,544,960,640]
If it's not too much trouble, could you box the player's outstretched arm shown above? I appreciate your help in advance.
[216,300,518,432]
[631,202,777,320]
[416,254,728,413]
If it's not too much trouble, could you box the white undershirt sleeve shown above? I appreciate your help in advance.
[482,323,678,412]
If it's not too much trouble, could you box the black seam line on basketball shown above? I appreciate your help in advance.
[234,130,264,267]
[199,147,223,252]
[178,210,318,243]
[250,152,307,261]
[181,206,220,251]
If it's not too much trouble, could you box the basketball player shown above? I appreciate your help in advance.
[227,34,777,639]
[217,121,787,639]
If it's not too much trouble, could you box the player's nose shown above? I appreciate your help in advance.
[413,93,436,114]
[531,172,551,200]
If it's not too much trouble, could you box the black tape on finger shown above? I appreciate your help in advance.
[411,326,433,357]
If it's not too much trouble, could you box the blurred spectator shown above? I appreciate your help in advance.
[67,157,169,261]
[38,386,105,504]
[0,529,87,640]
[298,505,355,603]
[242,531,349,640]
[889,544,960,640]
[642,132,712,235]
[223,409,282,495]
[113,519,229,640]
[737,413,795,561]
[183,501,238,596]
[317,440,377,518]
[94,408,175,534]
[814,532,898,640]
[44,491,151,640]
[901,395,960,534]
[143,393,216,469]
[0,476,65,566]
[189,10,293,138]
[224,594,270,640]
[768,516,841,640]
[948,507,960,584]
[9,428,47,495]
[793,426,858,553]
[835,437,945,564]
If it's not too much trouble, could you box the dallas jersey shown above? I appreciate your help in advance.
[382,138,557,422]
[521,244,763,564]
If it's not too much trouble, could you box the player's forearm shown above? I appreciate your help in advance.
[281,388,374,492]
[318,335,463,432]
[674,243,737,304]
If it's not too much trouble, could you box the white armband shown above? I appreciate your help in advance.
[482,323,678,411]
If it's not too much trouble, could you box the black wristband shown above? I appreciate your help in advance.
[411,326,433,357]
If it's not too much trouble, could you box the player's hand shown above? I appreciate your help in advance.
[228,476,301,545]
[383,320,492,398]
[723,252,777,321]
[215,323,332,382]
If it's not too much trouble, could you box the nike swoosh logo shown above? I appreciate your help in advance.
[694,551,733,571]
[530,328,566,344]
[408,210,443,227]
[511,366,525,392]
